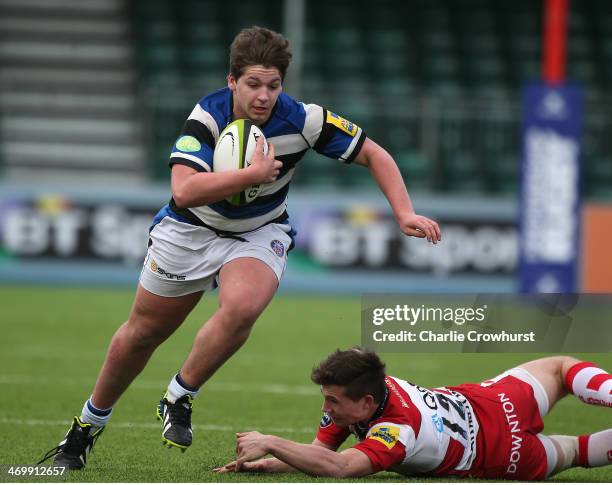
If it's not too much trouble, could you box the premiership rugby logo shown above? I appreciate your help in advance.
[326,111,358,136]
[270,240,285,257]
[369,425,399,449]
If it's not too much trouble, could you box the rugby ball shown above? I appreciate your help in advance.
[213,119,268,206]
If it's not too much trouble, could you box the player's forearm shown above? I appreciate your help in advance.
[259,457,299,473]
[367,149,416,223]
[265,436,351,477]
[172,168,257,207]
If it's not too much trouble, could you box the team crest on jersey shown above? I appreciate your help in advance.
[369,425,400,449]
[176,135,201,152]
[326,111,358,136]
[320,413,332,428]
[431,413,444,433]
[270,240,285,257]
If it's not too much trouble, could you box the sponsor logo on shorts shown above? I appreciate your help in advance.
[320,413,332,428]
[326,111,358,136]
[369,425,400,449]
[498,392,523,474]
[270,239,285,257]
[176,135,201,152]
[149,259,186,280]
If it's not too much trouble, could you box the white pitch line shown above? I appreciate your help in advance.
[0,375,319,396]
[0,417,314,434]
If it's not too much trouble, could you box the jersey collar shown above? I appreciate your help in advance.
[351,388,390,440]
[369,388,390,423]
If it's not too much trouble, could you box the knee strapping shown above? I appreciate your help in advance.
[549,435,578,474]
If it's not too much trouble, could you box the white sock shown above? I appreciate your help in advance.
[166,373,199,404]
[579,429,612,468]
[80,397,112,429]
[546,435,577,475]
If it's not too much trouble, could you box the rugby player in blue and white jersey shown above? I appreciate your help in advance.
[38,26,441,469]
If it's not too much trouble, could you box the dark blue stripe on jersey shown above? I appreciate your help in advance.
[276,149,308,173]
[208,183,290,219]
[166,199,292,236]
[153,201,294,239]
[182,119,215,148]
[149,204,195,231]
[169,157,208,172]
[150,205,169,230]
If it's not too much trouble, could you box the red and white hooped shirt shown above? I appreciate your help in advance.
[317,374,548,479]
[317,376,479,476]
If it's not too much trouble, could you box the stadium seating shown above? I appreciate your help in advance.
[0,0,147,183]
[127,0,612,197]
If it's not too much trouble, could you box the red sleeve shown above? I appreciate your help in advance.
[315,415,350,449]
[353,426,406,472]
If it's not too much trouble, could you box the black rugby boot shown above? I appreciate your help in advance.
[37,416,104,470]
[157,392,193,451]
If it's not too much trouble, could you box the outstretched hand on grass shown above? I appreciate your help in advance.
[213,431,270,473]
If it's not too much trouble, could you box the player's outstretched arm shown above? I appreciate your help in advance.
[214,437,335,474]
[353,137,441,244]
[213,457,295,473]
[218,431,373,477]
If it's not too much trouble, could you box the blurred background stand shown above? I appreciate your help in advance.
[1,0,612,292]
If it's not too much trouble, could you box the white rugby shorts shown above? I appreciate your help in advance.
[139,216,293,297]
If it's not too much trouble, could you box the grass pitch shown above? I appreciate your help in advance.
[0,285,610,482]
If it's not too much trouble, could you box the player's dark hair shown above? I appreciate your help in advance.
[229,26,292,81]
[311,347,387,403]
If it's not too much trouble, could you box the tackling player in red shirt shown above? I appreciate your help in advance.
[215,347,611,480]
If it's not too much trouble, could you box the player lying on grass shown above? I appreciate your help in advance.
[215,347,611,480]
[37,26,441,470]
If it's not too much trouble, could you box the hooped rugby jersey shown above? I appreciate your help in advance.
[164,87,366,233]
[316,376,479,476]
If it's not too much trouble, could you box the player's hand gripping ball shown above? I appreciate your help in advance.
[213,119,268,206]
